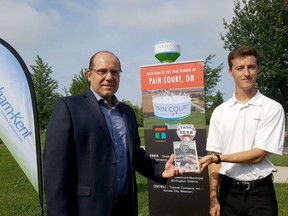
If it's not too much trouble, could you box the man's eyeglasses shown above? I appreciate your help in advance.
[90,68,121,77]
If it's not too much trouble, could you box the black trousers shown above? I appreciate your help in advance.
[219,174,278,216]
[111,193,136,216]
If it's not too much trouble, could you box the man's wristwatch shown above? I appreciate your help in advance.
[213,153,221,164]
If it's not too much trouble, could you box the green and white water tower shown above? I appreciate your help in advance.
[154,41,180,63]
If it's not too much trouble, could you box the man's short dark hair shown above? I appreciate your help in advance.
[228,46,259,69]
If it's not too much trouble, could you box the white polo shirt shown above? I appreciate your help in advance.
[206,91,285,181]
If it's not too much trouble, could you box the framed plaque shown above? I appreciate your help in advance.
[173,124,199,172]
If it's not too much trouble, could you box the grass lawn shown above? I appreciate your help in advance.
[269,153,288,166]
[0,144,44,216]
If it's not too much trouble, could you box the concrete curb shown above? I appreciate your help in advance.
[273,166,288,183]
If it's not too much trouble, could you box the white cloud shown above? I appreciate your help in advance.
[93,1,233,32]
[0,0,236,104]
[0,0,61,48]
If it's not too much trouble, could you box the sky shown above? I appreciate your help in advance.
[1,0,236,106]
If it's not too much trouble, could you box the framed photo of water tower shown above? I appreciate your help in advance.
[140,41,209,216]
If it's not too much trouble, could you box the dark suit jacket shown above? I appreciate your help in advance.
[43,90,166,216]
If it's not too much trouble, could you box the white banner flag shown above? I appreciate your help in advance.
[0,38,42,199]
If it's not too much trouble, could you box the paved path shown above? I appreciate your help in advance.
[273,166,288,183]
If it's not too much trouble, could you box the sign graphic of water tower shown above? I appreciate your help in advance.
[152,91,192,126]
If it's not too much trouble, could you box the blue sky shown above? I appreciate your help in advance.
[1,0,236,106]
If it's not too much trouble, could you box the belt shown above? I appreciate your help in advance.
[220,173,273,191]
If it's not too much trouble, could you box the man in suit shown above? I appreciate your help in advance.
[43,50,183,216]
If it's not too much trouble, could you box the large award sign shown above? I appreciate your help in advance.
[140,60,210,216]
